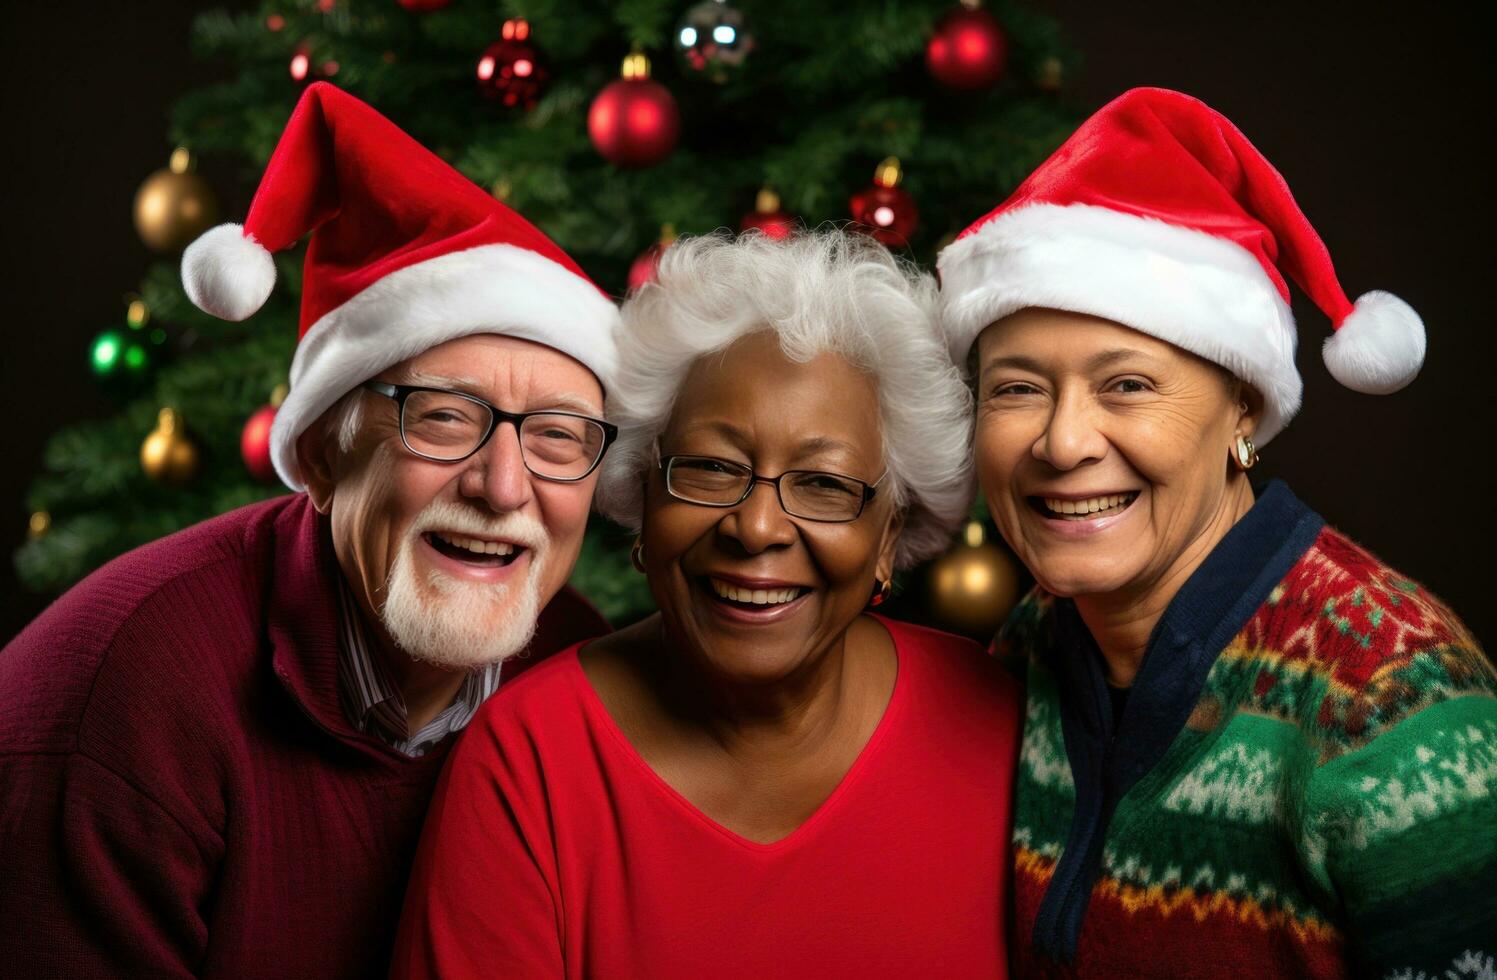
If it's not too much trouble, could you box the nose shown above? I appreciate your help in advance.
[458,421,535,513]
[1032,389,1108,471]
[717,480,797,555]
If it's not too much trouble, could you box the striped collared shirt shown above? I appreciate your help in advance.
[333,580,502,758]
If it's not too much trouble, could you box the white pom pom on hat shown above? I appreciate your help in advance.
[1323,290,1426,395]
[182,223,277,321]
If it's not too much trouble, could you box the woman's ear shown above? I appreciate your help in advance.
[874,507,906,584]
[1233,380,1266,441]
[298,419,337,514]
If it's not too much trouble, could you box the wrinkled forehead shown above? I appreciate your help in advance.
[664,333,884,469]
[976,309,1182,368]
[389,333,605,414]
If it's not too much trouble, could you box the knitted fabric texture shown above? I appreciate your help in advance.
[1000,523,1497,979]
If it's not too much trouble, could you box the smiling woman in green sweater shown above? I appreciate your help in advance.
[937,87,1497,978]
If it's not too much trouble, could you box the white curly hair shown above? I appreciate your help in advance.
[595,228,974,568]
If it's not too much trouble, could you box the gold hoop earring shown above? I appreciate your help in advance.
[630,538,647,573]
[1233,434,1259,471]
[868,578,892,608]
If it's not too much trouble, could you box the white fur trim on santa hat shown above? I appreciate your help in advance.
[1322,290,1425,395]
[938,202,1302,445]
[269,243,620,490]
[181,223,277,321]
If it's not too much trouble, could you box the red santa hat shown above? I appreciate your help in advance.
[937,87,1425,445]
[181,82,619,489]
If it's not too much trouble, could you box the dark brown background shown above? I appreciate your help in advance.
[2,2,1491,644]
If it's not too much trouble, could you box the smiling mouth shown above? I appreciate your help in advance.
[1030,492,1140,521]
[704,576,811,609]
[425,530,525,567]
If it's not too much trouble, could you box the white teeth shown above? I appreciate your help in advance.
[1042,493,1136,518]
[433,531,516,557]
[709,578,802,605]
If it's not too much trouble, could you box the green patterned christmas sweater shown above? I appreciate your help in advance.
[997,481,1497,978]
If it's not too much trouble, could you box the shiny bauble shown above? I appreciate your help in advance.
[627,244,664,291]
[925,4,1009,91]
[140,408,200,487]
[927,522,1021,638]
[89,328,152,383]
[588,54,680,168]
[674,0,754,84]
[28,511,51,541]
[741,188,795,240]
[477,20,548,109]
[850,158,918,247]
[241,404,278,483]
[627,226,677,291]
[133,152,219,253]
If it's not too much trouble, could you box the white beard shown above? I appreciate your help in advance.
[379,501,550,670]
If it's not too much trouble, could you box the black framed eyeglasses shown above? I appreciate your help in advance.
[660,454,885,523]
[362,381,618,483]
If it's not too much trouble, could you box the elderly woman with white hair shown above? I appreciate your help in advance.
[392,229,1023,979]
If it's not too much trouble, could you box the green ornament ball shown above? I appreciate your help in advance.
[90,328,152,381]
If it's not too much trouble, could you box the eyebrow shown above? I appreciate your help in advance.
[981,348,1154,379]
[797,435,863,460]
[403,369,481,389]
[395,370,602,416]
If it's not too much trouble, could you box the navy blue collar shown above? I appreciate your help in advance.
[1031,480,1326,961]
[1052,479,1324,777]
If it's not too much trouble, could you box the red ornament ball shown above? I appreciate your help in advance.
[740,189,795,240]
[925,6,1009,91]
[398,0,450,10]
[627,244,665,291]
[477,44,547,108]
[588,77,680,168]
[241,405,278,483]
[477,20,547,109]
[850,183,919,247]
[741,209,795,241]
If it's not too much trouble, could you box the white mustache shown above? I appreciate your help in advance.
[408,500,549,552]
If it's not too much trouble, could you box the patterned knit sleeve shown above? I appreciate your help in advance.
[1297,577,1497,979]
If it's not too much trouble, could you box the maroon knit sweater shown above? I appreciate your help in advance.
[0,493,608,978]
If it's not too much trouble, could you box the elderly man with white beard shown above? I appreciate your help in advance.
[0,84,618,979]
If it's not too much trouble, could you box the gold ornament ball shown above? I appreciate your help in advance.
[28,511,51,540]
[1037,56,1065,92]
[928,521,1021,638]
[133,153,219,253]
[140,408,200,486]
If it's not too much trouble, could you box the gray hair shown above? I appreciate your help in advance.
[595,228,974,568]
[324,388,366,455]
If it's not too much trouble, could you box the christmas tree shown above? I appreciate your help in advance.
[15,0,1076,627]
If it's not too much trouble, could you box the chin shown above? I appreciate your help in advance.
[380,542,547,669]
[1028,554,1141,600]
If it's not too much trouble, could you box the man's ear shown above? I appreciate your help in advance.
[298,418,338,514]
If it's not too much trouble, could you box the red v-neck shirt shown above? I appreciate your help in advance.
[392,616,1022,979]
